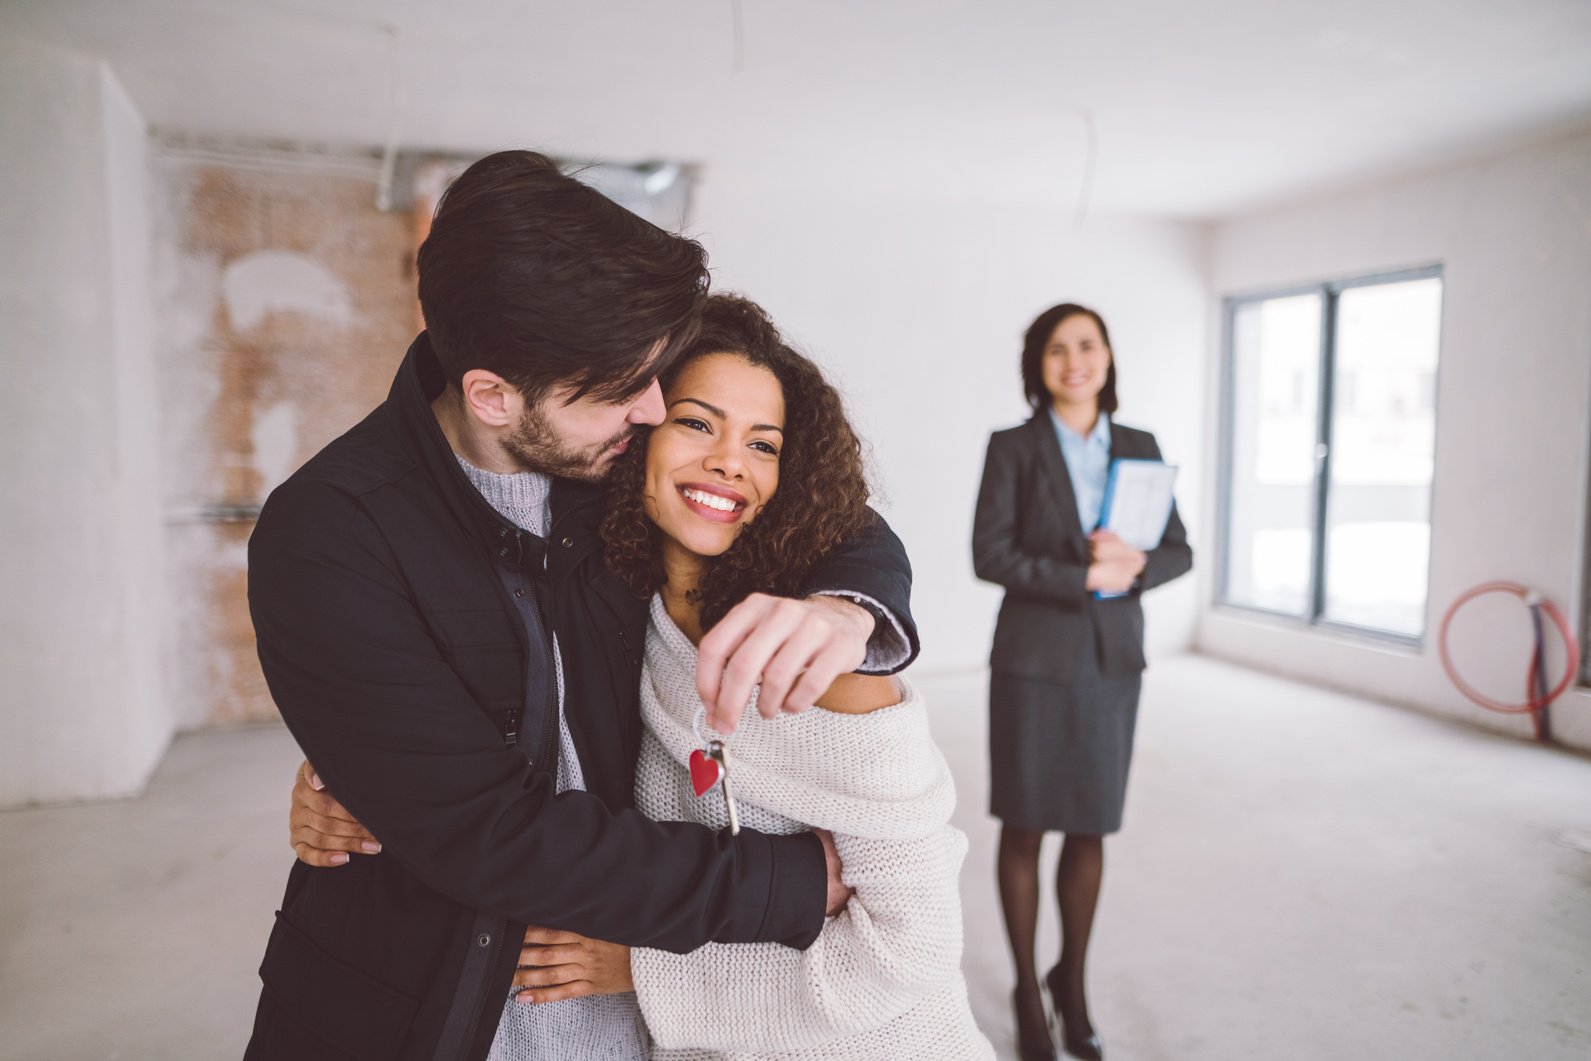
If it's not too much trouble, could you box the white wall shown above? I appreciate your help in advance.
[0,36,172,807]
[1200,129,1591,752]
[693,175,1209,673]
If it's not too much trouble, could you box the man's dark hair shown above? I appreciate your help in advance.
[1020,302,1119,414]
[417,150,710,405]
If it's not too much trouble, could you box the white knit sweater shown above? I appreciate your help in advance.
[631,596,994,1060]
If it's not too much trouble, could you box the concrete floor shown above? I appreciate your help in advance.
[2,654,1588,1060]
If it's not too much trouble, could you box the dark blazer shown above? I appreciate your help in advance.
[243,334,919,1061]
[972,413,1192,683]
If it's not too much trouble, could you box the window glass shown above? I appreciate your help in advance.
[1322,277,1443,636]
[1223,293,1322,616]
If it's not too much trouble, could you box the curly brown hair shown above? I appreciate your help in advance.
[600,294,875,629]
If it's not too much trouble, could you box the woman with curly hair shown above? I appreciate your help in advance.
[535,293,991,1059]
[289,295,991,1059]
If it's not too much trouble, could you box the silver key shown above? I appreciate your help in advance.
[707,739,740,836]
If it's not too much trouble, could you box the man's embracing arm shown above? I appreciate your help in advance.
[804,509,916,671]
[250,477,827,952]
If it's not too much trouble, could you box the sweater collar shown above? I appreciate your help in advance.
[640,594,952,837]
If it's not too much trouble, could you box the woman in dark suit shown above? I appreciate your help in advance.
[972,303,1192,1061]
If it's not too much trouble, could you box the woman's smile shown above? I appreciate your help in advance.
[678,483,749,522]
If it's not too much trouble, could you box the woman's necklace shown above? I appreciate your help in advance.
[689,705,741,835]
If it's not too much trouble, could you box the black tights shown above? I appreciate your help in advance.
[998,826,1103,1035]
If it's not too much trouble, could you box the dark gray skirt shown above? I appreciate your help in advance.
[988,663,1143,835]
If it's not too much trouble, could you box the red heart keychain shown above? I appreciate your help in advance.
[689,748,722,796]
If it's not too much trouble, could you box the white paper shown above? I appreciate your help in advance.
[1101,460,1178,550]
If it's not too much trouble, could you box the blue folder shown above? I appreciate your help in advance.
[1091,458,1177,600]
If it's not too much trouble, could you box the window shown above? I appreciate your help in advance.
[1219,268,1443,641]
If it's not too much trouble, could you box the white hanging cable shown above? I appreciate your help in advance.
[1072,108,1098,230]
[375,24,408,211]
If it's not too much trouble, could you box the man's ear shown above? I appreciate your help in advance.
[460,369,521,428]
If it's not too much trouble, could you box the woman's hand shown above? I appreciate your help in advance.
[288,760,382,866]
[1085,560,1138,594]
[1088,529,1147,571]
[696,592,873,734]
[1086,530,1146,593]
[513,927,634,1003]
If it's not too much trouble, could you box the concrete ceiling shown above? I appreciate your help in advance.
[4,0,1591,219]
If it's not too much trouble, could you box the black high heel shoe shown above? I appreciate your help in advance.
[1044,965,1104,1061]
[1011,987,1058,1061]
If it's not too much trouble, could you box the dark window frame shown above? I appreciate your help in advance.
[1215,264,1445,647]
[1582,397,1591,688]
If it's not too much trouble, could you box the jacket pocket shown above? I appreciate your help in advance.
[1094,599,1147,676]
[258,911,418,1061]
[429,608,523,712]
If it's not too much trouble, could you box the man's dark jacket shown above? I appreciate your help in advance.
[243,335,919,1061]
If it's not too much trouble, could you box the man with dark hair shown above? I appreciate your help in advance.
[242,151,918,1060]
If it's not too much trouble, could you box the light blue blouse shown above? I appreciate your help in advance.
[1049,409,1112,532]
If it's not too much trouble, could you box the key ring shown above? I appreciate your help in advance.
[688,705,740,835]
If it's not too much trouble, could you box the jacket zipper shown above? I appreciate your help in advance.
[457,564,560,1058]
[539,666,559,778]
[455,534,552,1059]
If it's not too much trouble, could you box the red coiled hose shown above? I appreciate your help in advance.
[1438,580,1579,742]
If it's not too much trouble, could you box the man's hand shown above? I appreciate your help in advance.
[816,828,854,916]
[289,760,381,866]
[696,593,875,734]
[513,927,633,1003]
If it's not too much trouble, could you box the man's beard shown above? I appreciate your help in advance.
[503,403,630,482]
